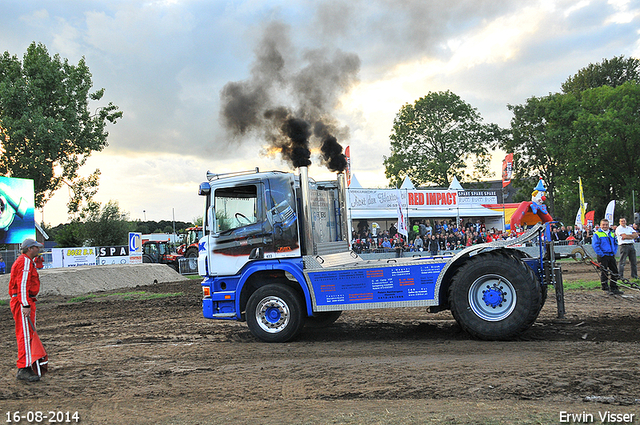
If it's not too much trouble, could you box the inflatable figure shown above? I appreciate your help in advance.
[510,179,553,227]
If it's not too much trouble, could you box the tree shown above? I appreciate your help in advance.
[570,82,640,220]
[503,93,579,219]
[562,55,639,95]
[0,42,122,213]
[384,91,503,188]
[83,200,133,246]
[51,220,85,248]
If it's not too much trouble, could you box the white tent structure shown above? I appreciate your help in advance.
[349,173,363,188]
[448,176,464,191]
[400,176,415,190]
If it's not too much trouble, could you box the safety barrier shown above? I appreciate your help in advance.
[178,257,198,275]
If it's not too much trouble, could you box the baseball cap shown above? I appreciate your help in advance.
[21,239,44,250]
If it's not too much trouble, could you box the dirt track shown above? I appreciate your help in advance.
[1,261,639,424]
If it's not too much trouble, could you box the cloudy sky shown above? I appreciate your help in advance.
[1,0,639,226]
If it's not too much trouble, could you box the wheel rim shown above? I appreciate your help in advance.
[255,296,290,333]
[468,274,517,322]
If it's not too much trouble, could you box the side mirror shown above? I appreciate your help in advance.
[207,206,215,234]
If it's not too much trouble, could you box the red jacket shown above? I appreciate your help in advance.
[9,254,41,306]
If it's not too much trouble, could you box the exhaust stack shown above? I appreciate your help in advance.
[336,172,349,242]
[299,166,314,255]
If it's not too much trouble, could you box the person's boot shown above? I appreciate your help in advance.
[601,284,610,292]
[16,367,40,382]
[609,286,624,295]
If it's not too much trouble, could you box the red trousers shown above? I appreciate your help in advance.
[10,297,36,369]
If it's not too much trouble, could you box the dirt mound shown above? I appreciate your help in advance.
[0,264,189,300]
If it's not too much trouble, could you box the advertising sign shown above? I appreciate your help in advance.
[458,191,498,205]
[97,245,130,265]
[307,262,446,308]
[129,232,142,264]
[52,247,97,267]
[0,176,36,244]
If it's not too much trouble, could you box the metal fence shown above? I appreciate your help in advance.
[0,249,19,275]
[355,240,640,261]
[178,257,198,275]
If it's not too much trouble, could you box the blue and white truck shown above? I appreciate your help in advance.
[197,166,561,342]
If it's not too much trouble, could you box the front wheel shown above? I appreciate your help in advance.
[246,284,304,342]
[449,251,542,340]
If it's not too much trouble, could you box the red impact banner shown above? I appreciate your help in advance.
[502,153,513,188]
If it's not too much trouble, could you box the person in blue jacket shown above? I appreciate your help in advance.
[592,219,624,295]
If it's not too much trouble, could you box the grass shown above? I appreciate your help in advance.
[0,299,7,306]
[68,291,184,303]
[562,280,601,290]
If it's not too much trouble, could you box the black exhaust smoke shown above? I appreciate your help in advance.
[218,21,359,172]
[315,121,347,173]
[283,117,312,168]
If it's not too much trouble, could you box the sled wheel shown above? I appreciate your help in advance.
[305,311,342,328]
[246,284,304,342]
[449,251,542,340]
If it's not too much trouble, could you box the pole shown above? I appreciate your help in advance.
[633,190,636,218]
[502,186,506,233]
[172,208,176,241]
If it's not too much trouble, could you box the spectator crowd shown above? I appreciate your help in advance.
[350,218,640,256]
[351,219,514,255]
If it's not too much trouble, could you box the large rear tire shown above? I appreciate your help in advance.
[185,246,199,259]
[449,251,542,340]
[246,284,304,343]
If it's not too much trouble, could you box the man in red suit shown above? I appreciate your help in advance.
[9,238,44,382]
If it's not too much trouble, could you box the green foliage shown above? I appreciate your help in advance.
[0,42,122,212]
[53,220,85,247]
[570,82,640,220]
[562,55,639,95]
[562,279,601,291]
[384,91,504,188]
[504,93,579,219]
[51,200,133,247]
[84,200,134,246]
[131,220,193,235]
[505,56,640,223]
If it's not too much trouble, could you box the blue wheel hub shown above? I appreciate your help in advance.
[256,296,290,333]
[469,275,517,322]
[482,285,506,308]
[265,306,282,324]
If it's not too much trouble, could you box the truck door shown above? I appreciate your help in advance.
[265,175,300,258]
[207,182,270,276]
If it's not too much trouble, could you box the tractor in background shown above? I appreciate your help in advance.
[177,226,202,258]
[142,240,183,271]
